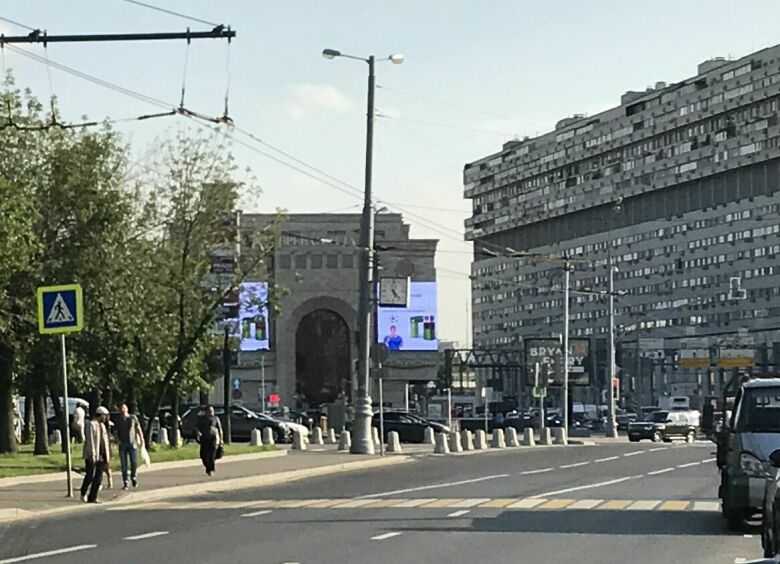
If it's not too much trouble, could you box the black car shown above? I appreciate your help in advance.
[181,405,290,443]
[627,410,698,443]
[616,412,638,431]
[361,411,449,443]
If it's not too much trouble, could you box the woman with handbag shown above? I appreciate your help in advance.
[196,405,223,476]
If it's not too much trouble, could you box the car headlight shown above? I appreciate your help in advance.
[740,452,768,477]
[644,425,654,430]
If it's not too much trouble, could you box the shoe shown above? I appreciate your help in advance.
[207,471,212,476]
[81,494,88,503]
[131,477,138,488]
[122,484,128,491]
[87,499,101,504]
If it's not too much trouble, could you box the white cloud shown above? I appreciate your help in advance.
[286,82,354,120]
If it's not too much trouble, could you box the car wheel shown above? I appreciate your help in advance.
[275,429,286,444]
[685,430,696,444]
[628,437,638,443]
[652,431,663,443]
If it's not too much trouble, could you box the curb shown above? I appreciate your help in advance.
[0,449,285,490]
[0,455,411,524]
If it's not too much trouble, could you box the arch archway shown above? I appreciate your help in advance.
[295,309,350,408]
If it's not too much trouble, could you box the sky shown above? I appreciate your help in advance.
[3,0,780,346]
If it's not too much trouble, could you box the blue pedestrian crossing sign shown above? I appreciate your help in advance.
[37,284,83,334]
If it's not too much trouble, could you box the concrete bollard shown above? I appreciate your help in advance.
[449,431,463,453]
[293,429,307,450]
[540,427,553,446]
[262,426,275,446]
[338,430,351,451]
[522,428,536,447]
[506,427,520,447]
[387,431,402,453]
[461,429,474,451]
[423,427,435,445]
[157,427,169,446]
[474,429,488,450]
[491,428,507,449]
[50,429,62,445]
[326,428,337,444]
[175,430,183,447]
[250,428,263,446]
[372,427,381,449]
[311,427,324,445]
[552,427,568,445]
[434,432,450,454]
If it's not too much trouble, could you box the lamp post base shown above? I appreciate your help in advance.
[605,419,619,438]
[350,395,375,455]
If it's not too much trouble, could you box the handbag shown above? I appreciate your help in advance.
[215,444,224,460]
[140,444,151,468]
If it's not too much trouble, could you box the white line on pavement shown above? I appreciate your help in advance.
[242,510,273,518]
[447,510,471,518]
[595,456,619,463]
[357,474,509,498]
[124,531,169,541]
[0,545,98,564]
[702,458,716,463]
[735,558,747,563]
[647,468,674,476]
[693,501,721,512]
[623,451,644,457]
[560,461,590,469]
[536,475,639,497]
[519,468,553,475]
[648,447,667,452]
[677,462,701,468]
[371,532,403,541]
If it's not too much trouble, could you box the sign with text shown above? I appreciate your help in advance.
[525,338,590,386]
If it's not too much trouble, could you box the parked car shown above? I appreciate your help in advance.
[627,410,698,443]
[504,411,535,432]
[350,411,449,443]
[181,405,291,443]
[616,412,638,431]
[256,411,309,440]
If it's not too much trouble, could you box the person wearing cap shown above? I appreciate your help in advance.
[81,406,111,503]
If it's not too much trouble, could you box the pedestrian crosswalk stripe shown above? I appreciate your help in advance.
[363,499,407,508]
[448,498,491,508]
[568,499,602,509]
[627,500,662,511]
[659,500,689,511]
[508,498,547,509]
[479,498,518,508]
[306,499,342,508]
[392,498,437,508]
[421,498,465,508]
[539,499,575,509]
[598,499,633,510]
[334,499,378,508]
[693,501,720,512]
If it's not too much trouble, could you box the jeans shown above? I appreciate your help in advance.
[80,458,105,502]
[200,435,217,473]
[119,443,138,485]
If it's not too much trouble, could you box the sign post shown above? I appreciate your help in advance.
[37,283,83,498]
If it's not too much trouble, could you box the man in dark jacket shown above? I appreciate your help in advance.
[196,406,223,476]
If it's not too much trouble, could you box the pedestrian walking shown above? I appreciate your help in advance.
[196,405,223,476]
[115,403,144,490]
[71,404,86,444]
[12,404,21,444]
[81,406,111,503]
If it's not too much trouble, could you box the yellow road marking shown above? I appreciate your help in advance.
[479,498,519,508]
[539,499,575,509]
[597,499,633,510]
[659,500,689,511]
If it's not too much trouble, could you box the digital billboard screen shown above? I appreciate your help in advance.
[377,281,437,351]
[525,338,590,386]
[237,282,270,351]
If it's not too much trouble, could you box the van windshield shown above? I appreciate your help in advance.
[735,388,780,433]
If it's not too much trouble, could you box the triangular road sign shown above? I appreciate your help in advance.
[46,293,75,324]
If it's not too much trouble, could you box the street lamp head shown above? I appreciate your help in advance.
[388,53,404,65]
[322,48,341,59]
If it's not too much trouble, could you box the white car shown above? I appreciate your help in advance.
[256,412,310,442]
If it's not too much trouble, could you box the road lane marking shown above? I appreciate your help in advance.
[392,498,436,508]
[623,451,643,457]
[357,474,509,498]
[241,510,273,518]
[568,499,603,509]
[447,510,471,518]
[648,447,667,452]
[677,462,701,468]
[508,498,547,509]
[647,468,674,476]
[595,456,619,463]
[519,468,553,475]
[479,498,518,508]
[334,499,381,509]
[306,499,344,508]
[0,545,98,564]
[362,499,407,508]
[734,558,747,563]
[124,531,169,541]
[371,532,402,541]
[659,501,689,511]
[597,500,633,510]
[626,500,661,511]
[448,498,491,508]
[247,500,278,508]
[538,499,575,509]
[421,498,465,508]
[536,475,637,497]
[693,501,720,512]
[702,457,716,463]
[560,461,590,469]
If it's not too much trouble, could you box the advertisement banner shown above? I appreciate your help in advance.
[718,348,755,367]
[235,282,270,351]
[524,338,590,386]
[680,349,709,368]
[376,281,437,351]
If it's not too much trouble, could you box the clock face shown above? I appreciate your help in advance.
[379,277,409,307]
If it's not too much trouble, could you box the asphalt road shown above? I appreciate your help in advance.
[0,441,767,564]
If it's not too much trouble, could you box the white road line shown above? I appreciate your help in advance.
[334,499,378,509]
[623,451,643,457]
[568,499,603,509]
[507,498,547,509]
[536,475,638,497]
[371,532,403,541]
[241,510,273,518]
[595,456,619,463]
[124,531,169,541]
[648,447,668,452]
[693,501,721,512]
[392,498,436,508]
[735,558,747,563]
[677,462,701,468]
[447,510,471,518]
[0,545,98,564]
[647,468,674,476]
[449,498,491,508]
[702,458,716,463]
[560,461,590,469]
[519,468,553,475]
[357,474,509,498]
[626,500,662,511]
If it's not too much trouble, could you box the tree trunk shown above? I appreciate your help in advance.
[49,390,69,454]
[169,390,180,448]
[0,342,16,454]
[22,394,32,444]
[33,393,49,455]
[87,390,101,417]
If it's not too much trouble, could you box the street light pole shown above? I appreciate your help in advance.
[606,263,619,438]
[562,258,570,433]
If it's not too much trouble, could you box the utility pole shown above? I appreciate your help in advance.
[562,258,571,433]
[223,324,231,444]
[606,264,619,438]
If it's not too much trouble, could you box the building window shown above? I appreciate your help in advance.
[326,255,338,268]
[279,255,291,269]
[295,255,307,269]
[342,254,354,268]
[310,254,323,269]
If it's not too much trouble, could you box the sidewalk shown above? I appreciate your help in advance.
[0,447,410,524]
